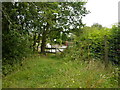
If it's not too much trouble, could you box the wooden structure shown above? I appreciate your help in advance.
[104,35,109,68]
[45,47,67,54]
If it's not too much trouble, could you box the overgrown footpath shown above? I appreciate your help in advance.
[2,54,118,88]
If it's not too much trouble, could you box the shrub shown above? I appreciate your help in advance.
[2,30,32,75]
[108,25,120,65]
[62,26,120,65]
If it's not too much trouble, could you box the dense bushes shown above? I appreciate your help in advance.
[62,25,120,65]
[2,2,35,75]
[2,30,32,75]
[80,27,111,59]
[109,25,120,64]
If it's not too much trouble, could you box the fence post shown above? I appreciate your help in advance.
[55,48,57,54]
[104,35,109,68]
[51,44,52,52]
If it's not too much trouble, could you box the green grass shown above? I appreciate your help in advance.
[2,54,118,88]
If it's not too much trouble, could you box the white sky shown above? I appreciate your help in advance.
[83,0,120,28]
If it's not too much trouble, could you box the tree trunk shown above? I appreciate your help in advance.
[37,33,41,51]
[33,32,37,52]
[41,23,49,54]
[41,30,47,54]
[104,35,108,68]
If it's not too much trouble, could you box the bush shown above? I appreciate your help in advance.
[61,41,90,62]
[109,25,120,65]
[2,30,32,75]
[62,26,120,65]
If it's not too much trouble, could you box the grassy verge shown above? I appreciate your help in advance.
[2,54,118,88]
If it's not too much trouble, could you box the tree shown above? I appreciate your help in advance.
[91,23,103,29]
[2,2,89,57]
[38,2,89,54]
[2,2,35,65]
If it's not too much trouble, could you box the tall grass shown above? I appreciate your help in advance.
[2,54,119,88]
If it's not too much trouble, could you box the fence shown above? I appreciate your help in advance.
[45,47,67,54]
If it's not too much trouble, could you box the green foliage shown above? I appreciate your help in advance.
[62,25,120,65]
[62,27,110,61]
[2,30,32,75]
[108,25,120,64]
[2,2,89,54]
[81,27,111,59]
[91,23,103,29]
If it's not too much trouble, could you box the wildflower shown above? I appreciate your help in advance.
[100,74,103,77]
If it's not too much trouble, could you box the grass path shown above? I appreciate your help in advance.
[2,55,118,88]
